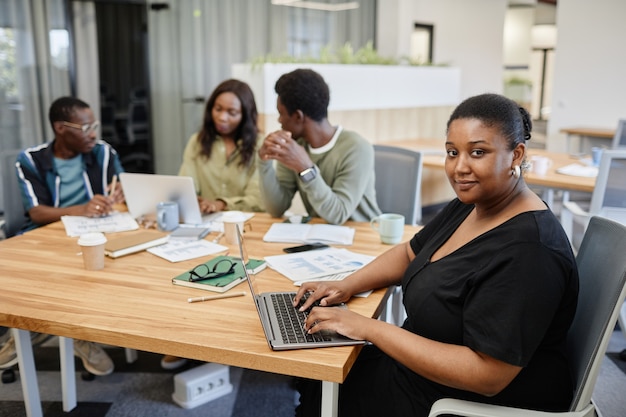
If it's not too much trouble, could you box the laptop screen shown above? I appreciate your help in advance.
[119,173,204,224]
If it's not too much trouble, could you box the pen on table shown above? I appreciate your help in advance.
[110,175,118,196]
[187,291,246,303]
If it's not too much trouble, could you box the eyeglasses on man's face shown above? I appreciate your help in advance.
[63,120,101,134]
[188,258,236,283]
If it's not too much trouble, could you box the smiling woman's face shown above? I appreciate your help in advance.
[444,118,516,206]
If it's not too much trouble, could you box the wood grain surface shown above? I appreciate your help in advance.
[0,213,421,383]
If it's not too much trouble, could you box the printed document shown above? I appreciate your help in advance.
[61,212,139,237]
[264,247,374,282]
[147,239,228,262]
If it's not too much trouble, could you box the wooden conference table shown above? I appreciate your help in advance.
[0,213,420,417]
[559,126,615,154]
[385,139,596,207]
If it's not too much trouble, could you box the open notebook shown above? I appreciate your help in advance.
[235,225,365,351]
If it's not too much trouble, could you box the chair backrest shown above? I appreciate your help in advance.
[1,150,27,238]
[100,102,118,145]
[611,119,626,150]
[126,100,150,145]
[566,216,626,411]
[588,150,626,225]
[373,144,423,225]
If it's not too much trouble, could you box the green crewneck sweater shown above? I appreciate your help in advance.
[257,128,381,224]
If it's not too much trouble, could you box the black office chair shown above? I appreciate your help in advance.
[100,102,119,145]
[125,100,150,146]
[121,99,153,173]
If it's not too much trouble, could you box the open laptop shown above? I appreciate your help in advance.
[119,173,219,225]
[235,225,366,351]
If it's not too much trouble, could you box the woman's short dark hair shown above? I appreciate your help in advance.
[446,93,532,150]
[275,69,329,122]
[198,79,258,167]
[49,96,90,129]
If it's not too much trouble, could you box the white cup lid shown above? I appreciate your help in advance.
[221,211,246,223]
[78,232,107,246]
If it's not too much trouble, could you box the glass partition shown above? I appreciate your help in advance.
[0,0,71,217]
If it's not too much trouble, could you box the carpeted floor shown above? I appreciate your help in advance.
[3,333,626,417]
[0,344,297,417]
[606,351,626,376]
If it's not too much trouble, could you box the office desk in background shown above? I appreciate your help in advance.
[559,127,615,154]
[0,214,421,417]
[384,139,596,209]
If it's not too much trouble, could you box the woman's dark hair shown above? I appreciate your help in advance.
[275,69,329,122]
[49,96,90,129]
[197,79,258,167]
[446,93,532,150]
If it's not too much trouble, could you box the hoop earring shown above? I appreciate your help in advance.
[511,165,521,179]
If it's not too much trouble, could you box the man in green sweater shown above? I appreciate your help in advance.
[257,68,381,225]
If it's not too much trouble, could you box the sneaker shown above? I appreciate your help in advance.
[73,340,114,376]
[0,329,10,345]
[160,355,188,370]
[0,337,17,369]
[0,332,56,369]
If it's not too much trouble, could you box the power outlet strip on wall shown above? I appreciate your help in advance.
[171,363,233,409]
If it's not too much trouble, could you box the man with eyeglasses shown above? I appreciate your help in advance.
[15,96,125,230]
[0,96,126,376]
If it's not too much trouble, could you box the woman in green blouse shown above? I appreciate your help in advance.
[178,78,265,214]
[165,80,264,370]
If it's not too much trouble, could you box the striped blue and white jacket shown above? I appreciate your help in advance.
[15,139,124,231]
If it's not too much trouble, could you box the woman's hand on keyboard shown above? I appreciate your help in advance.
[293,280,352,313]
[303,304,370,341]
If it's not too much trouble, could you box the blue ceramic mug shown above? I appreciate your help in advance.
[156,201,179,232]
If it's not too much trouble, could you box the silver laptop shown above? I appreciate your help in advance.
[235,225,366,351]
[119,173,219,225]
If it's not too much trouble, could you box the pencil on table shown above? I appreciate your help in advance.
[187,291,246,303]
[110,175,117,196]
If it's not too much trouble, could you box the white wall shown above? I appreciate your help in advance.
[548,0,626,152]
[503,7,534,67]
[377,0,507,101]
[151,0,626,172]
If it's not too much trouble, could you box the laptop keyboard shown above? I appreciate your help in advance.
[271,292,331,344]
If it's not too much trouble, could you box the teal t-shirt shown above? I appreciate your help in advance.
[54,155,88,207]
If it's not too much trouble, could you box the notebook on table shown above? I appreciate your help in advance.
[235,225,365,351]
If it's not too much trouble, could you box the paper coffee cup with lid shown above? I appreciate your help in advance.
[221,211,248,245]
[78,232,107,270]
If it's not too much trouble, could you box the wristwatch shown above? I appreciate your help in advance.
[298,166,317,183]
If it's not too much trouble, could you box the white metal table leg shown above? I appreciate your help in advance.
[59,336,77,411]
[541,188,554,209]
[12,328,42,417]
[124,347,138,363]
[321,380,339,417]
